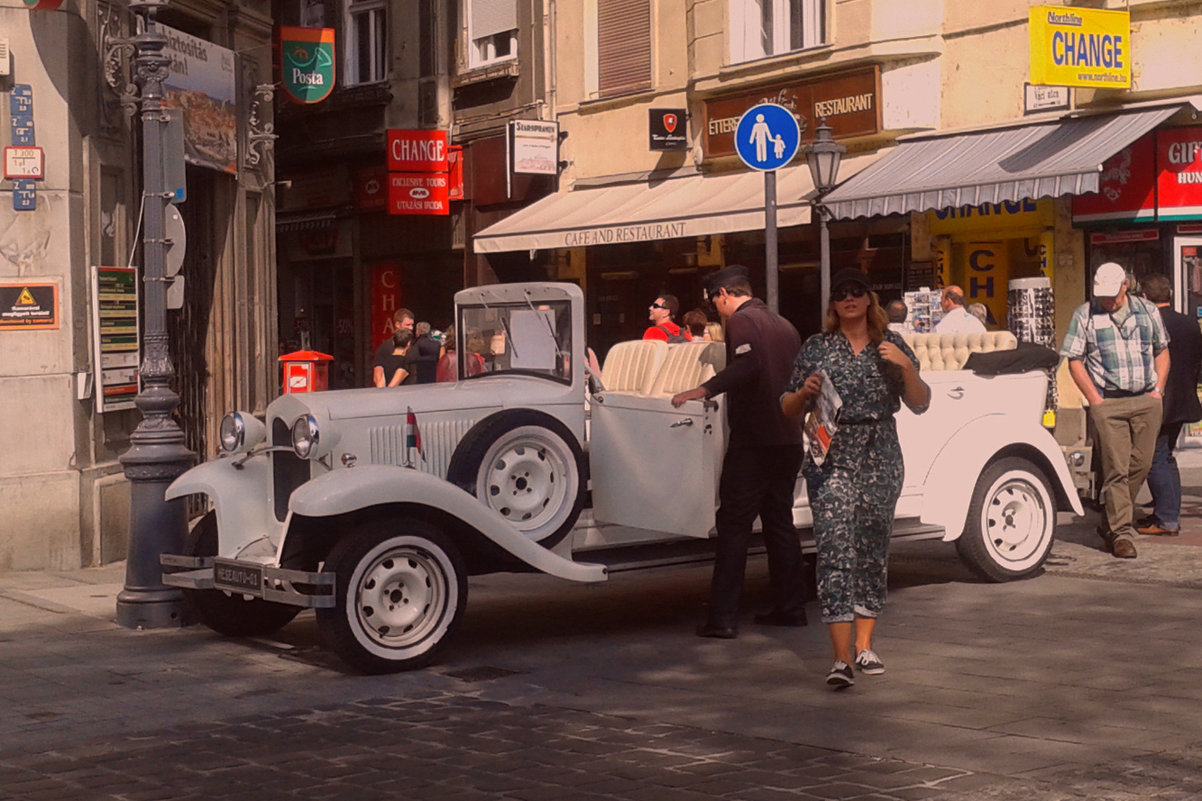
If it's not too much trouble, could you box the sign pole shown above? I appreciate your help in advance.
[733,103,800,317]
[764,170,779,314]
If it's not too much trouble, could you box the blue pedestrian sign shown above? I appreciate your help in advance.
[734,103,800,172]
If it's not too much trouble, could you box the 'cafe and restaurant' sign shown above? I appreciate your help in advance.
[702,66,880,159]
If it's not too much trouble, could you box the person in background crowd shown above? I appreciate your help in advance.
[935,286,986,334]
[682,309,709,340]
[1062,262,1169,559]
[436,325,459,382]
[412,321,441,384]
[644,294,687,341]
[377,329,414,387]
[967,303,989,328]
[671,265,807,639]
[885,299,911,335]
[705,322,724,343]
[372,307,415,387]
[1137,273,1202,537]
[782,269,929,689]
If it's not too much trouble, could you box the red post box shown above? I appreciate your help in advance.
[279,350,333,393]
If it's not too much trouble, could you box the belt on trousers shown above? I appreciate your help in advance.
[839,417,890,425]
[1101,388,1151,399]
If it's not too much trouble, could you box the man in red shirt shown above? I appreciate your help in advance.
[643,294,687,341]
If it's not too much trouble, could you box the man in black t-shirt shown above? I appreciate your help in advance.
[373,307,415,387]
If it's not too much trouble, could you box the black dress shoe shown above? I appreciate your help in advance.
[753,610,808,627]
[695,622,738,639]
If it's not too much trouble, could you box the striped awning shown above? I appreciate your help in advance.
[823,105,1183,220]
[473,153,880,254]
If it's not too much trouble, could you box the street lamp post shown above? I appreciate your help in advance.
[803,119,846,310]
[117,0,195,630]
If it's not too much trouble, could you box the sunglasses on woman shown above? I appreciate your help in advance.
[831,285,867,302]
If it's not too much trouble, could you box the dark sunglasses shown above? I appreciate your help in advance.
[831,285,867,302]
[649,302,668,309]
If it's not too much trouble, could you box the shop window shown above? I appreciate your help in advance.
[300,0,325,27]
[729,0,826,64]
[345,0,387,85]
[593,0,651,99]
[467,0,518,69]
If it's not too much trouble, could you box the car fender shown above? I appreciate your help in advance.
[288,465,607,583]
[920,415,1084,541]
[165,455,280,557]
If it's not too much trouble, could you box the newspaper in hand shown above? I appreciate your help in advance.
[803,369,842,466]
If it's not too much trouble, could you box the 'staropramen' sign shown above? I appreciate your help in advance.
[1029,5,1130,88]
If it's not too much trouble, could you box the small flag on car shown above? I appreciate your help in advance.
[405,406,423,466]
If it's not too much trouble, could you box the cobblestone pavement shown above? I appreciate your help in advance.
[0,692,986,801]
[5,452,1202,800]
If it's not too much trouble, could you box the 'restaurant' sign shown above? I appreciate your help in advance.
[280,27,335,104]
[702,67,879,159]
[387,129,449,172]
[1028,5,1130,89]
[649,108,688,151]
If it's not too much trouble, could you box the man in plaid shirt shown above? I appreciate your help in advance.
[1062,262,1170,559]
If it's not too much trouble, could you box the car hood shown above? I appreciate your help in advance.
[268,376,577,423]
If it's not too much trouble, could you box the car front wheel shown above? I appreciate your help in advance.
[956,457,1056,582]
[316,519,466,674]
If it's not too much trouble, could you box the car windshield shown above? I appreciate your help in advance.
[457,299,572,383]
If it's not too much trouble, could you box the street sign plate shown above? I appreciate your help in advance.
[4,146,43,179]
[734,103,800,172]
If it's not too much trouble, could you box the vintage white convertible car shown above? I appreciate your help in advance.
[162,282,1083,673]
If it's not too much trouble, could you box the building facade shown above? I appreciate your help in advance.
[0,0,277,570]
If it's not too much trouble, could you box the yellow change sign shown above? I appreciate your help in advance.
[1029,5,1130,89]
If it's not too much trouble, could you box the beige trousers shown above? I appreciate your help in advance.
[1088,394,1162,542]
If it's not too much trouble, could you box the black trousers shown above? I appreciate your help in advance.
[706,444,806,627]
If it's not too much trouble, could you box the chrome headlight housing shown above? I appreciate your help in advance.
[291,414,320,460]
[218,412,265,454]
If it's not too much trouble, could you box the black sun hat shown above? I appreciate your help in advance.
[829,268,871,292]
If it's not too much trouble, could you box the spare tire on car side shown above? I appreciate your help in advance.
[447,409,587,549]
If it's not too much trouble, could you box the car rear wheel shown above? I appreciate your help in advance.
[316,518,466,674]
[447,410,586,549]
[182,512,301,637]
[956,457,1056,582]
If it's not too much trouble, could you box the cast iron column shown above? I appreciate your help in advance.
[117,0,195,629]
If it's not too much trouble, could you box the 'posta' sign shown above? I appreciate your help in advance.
[1029,5,1130,89]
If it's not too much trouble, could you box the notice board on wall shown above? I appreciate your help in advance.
[91,266,140,413]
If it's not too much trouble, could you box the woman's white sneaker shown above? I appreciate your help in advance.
[854,649,885,675]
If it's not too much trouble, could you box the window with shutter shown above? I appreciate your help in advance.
[468,0,518,68]
[598,0,651,98]
[345,0,387,85]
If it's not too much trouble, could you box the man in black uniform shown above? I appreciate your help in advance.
[672,265,807,638]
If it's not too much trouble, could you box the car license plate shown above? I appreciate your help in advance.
[213,559,264,595]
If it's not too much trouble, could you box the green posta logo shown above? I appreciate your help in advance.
[280,27,335,104]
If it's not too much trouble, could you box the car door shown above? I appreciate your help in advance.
[589,393,726,538]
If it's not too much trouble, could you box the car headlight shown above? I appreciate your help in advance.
[291,414,320,460]
[218,412,265,454]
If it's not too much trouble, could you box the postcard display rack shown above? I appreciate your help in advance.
[903,288,944,333]
[1007,275,1057,412]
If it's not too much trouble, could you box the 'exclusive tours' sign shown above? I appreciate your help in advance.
[1029,5,1130,89]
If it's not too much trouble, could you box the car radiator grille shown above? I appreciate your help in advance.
[369,416,480,479]
[272,418,311,522]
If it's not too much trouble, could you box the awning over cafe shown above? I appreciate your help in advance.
[473,154,880,254]
[822,105,1184,221]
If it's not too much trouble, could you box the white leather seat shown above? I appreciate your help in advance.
[902,331,1018,371]
[600,340,668,394]
[645,341,726,396]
